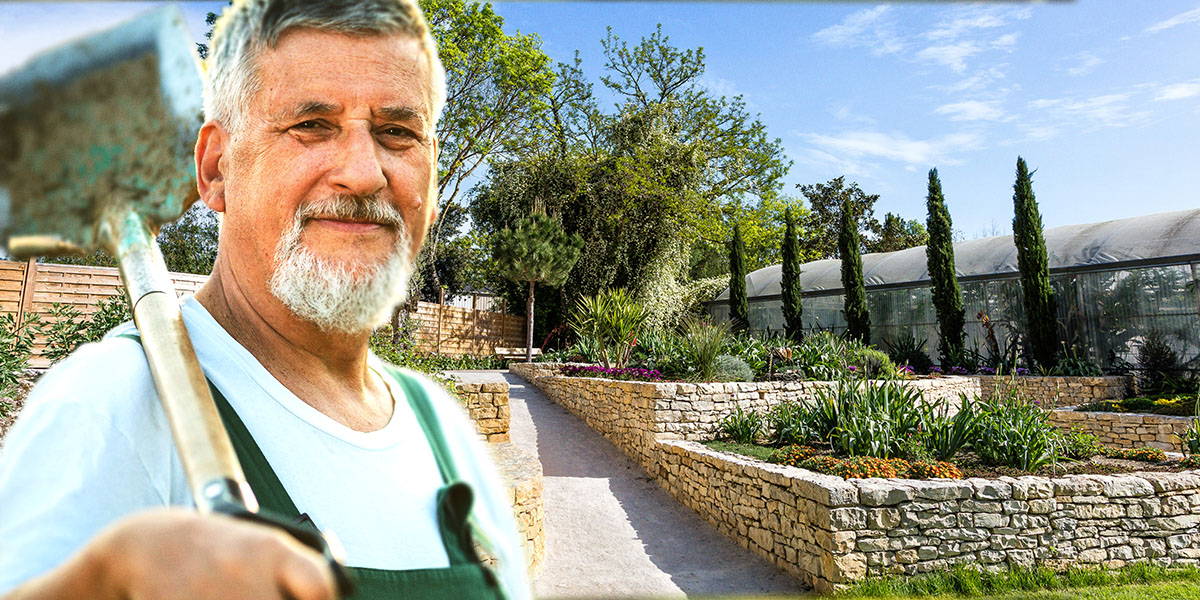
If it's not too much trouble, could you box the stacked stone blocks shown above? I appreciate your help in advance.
[454,381,511,443]
[1050,409,1197,452]
[511,365,1200,591]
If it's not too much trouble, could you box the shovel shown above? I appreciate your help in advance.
[0,6,352,595]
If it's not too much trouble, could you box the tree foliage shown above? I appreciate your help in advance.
[1012,156,1058,370]
[870,212,928,253]
[839,197,870,343]
[924,168,965,365]
[492,213,582,360]
[781,207,804,340]
[471,24,789,337]
[728,222,749,332]
[797,177,880,259]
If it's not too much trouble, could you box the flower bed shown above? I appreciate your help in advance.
[513,367,1200,591]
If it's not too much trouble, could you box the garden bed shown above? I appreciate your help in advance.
[514,366,1200,591]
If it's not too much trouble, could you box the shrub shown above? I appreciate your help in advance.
[1057,427,1104,460]
[718,406,763,444]
[681,317,730,381]
[849,347,896,379]
[1137,330,1181,395]
[765,402,810,447]
[974,385,1058,471]
[768,444,817,467]
[922,393,980,461]
[907,459,964,479]
[1181,455,1200,469]
[882,333,934,373]
[559,365,663,382]
[1103,446,1167,463]
[1,313,39,398]
[830,380,926,459]
[712,354,753,382]
[1052,344,1102,377]
[791,331,848,381]
[1177,397,1200,456]
[569,288,650,369]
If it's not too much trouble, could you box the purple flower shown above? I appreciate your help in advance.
[848,365,857,372]
[928,366,943,375]
[950,366,968,375]
[1015,367,1030,376]
[898,364,915,374]
[980,366,996,375]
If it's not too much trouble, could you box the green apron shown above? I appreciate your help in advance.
[207,366,508,600]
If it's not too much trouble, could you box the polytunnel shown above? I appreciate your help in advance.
[708,208,1200,370]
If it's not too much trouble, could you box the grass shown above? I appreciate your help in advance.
[835,563,1200,598]
[704,439,777,462]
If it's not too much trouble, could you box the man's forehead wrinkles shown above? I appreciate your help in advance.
[270,100,340,122]
[377,106,426,124]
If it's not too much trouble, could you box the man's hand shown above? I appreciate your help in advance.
[5,508,336,600]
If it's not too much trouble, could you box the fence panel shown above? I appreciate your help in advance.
[1,259,523,366]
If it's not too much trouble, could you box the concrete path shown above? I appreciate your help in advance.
[448,370,808,599]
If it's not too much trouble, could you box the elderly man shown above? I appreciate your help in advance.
[0,1,529,598]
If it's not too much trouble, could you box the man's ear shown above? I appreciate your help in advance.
[195,121,228,213]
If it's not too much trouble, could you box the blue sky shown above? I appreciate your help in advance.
[3,2,1199,239]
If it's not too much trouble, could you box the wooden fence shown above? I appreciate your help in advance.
[0,259,524,366]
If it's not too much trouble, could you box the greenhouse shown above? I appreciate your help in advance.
[708,209,1200,371]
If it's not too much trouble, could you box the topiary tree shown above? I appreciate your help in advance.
[839,197,870,343]
[781,207,804,340]
[924,168,965,367]
[728,221,750,332]
[1012,156,1058,371]
[493,213,583,362]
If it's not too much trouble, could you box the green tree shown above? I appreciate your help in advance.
[727,222,749,332]
[839,197,870,343]
[781,207,804,340]
[797,177,881,259]
[924,168,965,365]
[492,213,583,361]
[869,212,928,253]
[1012,156,1058,370]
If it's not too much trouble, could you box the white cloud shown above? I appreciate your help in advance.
[1145,7,1200,34]
[924,5,1031,40]
[916,42,982,73]
[991,33,1020,49]
[813,5,904,56]
[832,104,877,125]
[1028,93,1152,130]
[1155,80,1200,101]
[937,66,1009,94]
[935,100,1006,121]
[800,130,982,168]
[1066,51,1104,76]
[796,148,874,178]
[699,75,741,99]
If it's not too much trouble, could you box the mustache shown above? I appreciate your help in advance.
[296,194,406,229]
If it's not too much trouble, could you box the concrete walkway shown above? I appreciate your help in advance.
[448,370,808,599]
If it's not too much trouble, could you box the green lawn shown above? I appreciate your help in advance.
[834,581,1200,600]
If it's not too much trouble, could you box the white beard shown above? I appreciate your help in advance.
[268,196,413,334]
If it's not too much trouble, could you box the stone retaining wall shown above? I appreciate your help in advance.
[655,440,1200,591]
[513,365,978,443]
[977,375,1127,408]
[516,369,1200,591]
[490,442,545,576]
[1049,409,1197,452]
[454,381,511,443]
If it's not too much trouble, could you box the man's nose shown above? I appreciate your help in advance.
[329,127,387,196]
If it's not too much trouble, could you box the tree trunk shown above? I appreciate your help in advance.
[525,280,535,363]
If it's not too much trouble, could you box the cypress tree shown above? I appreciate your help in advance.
[728,222,750,332]
[924,168,965,366]
[781,207,804,340]
[1012,156,1058,371]
[839,198,870,343]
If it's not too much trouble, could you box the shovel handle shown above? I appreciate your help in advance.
[106,207,354,596]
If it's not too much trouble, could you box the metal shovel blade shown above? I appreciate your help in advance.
[0,5,204,259]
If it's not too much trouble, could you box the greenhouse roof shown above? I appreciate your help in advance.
[716,208,1200,300]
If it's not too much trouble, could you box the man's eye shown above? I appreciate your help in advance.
[293,120,324,130]
[381,127,416,139]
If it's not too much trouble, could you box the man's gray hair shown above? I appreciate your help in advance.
[202,0,446,132]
